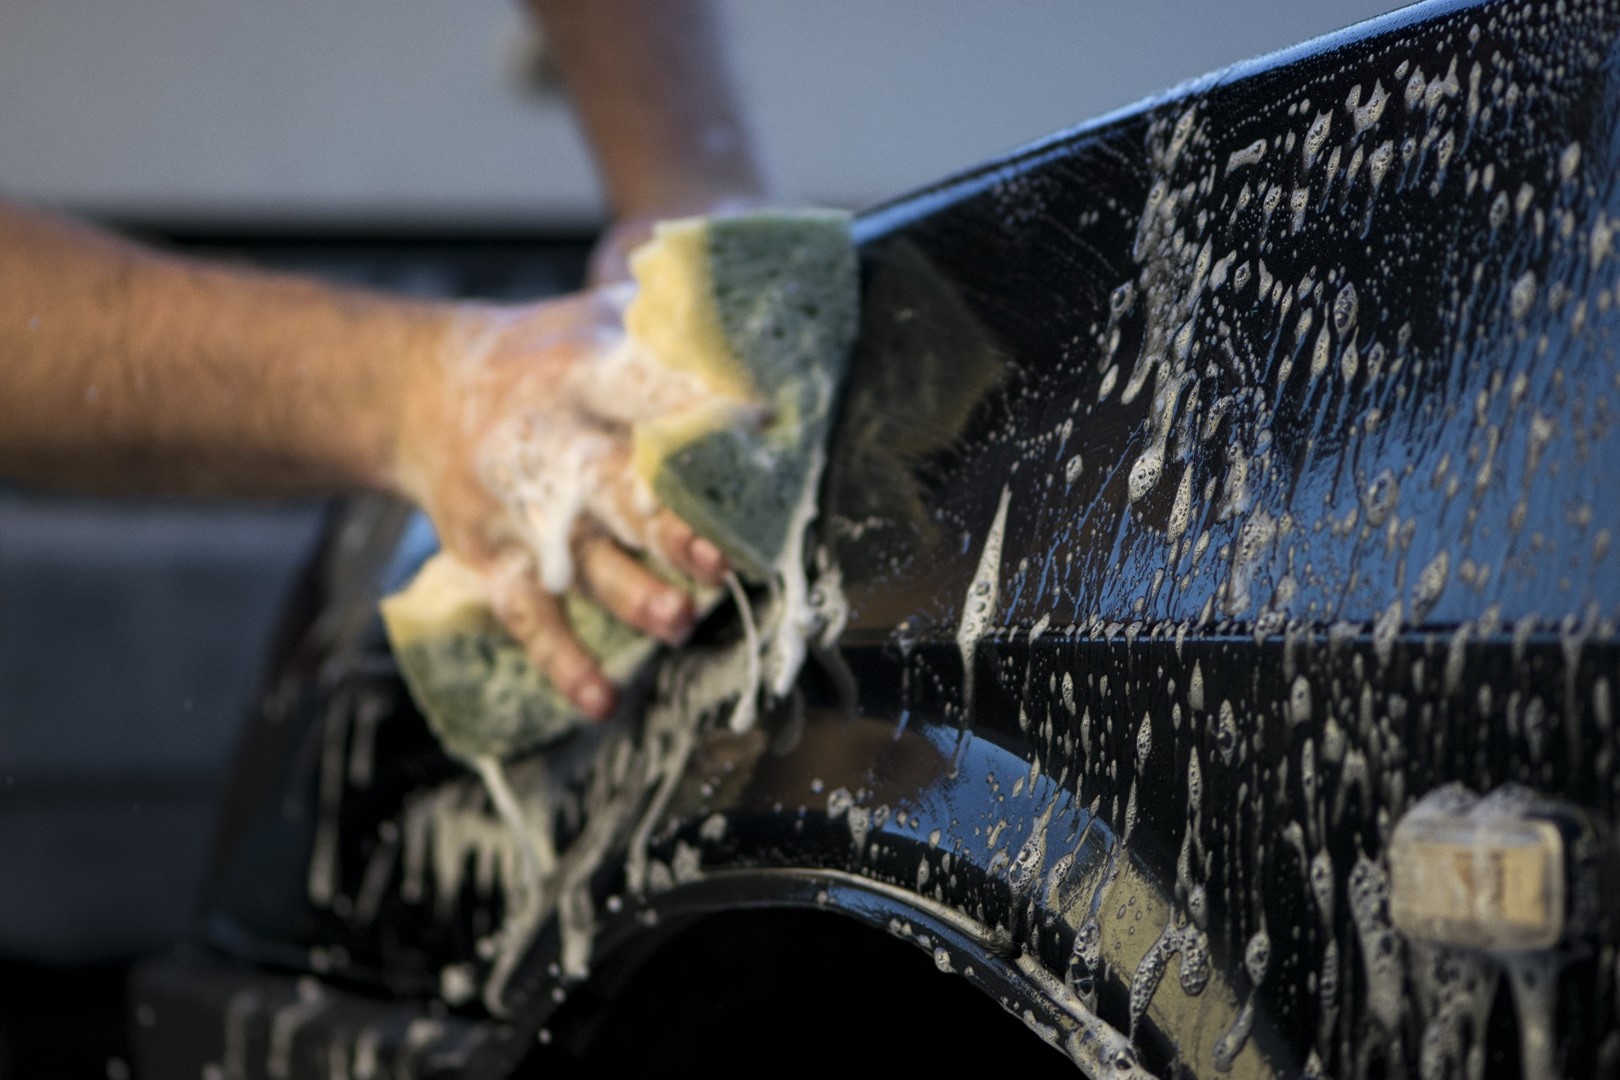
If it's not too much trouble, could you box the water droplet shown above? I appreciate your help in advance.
[1490,190,1511,229]
[1303,111,1332,169]
[1560,140,1582,181]
[1310,324,1333,379]
[1310,850,1335,921]
[1373,600,1404,666]
[1065,454,1085,486]
[1411,550,1450,622]
[1109,281,1136,318]
[1288,675,1312,725]
[1369,141,1395,189]
[1212,1000,1256,1071]
[1362,469,1399,528]
[1244,927,1272,985]
[1167,468,1194,543]
[1515,181,1535,219]
[1225,139,1267,173]
[1510,270,1537,320]
[1181,930,1212,996]
[1216,700,1239,764]
[1128,448,1164,502]
[1331,282,1359,335]
[1353,80,1388,134]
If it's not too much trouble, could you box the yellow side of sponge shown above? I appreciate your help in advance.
[379,552,490,645]
[623,219,753,400]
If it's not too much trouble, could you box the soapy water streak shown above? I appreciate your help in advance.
[372,282,858,1010]
[398,432,839,1014]
[957,484,1014,720]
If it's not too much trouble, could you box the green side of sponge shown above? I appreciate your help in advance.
[381,210,858,762]
[382,553,657,759]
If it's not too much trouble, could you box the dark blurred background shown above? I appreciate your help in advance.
[0,1,1394,1074]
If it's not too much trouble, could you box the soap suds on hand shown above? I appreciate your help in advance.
[381,207,858,763]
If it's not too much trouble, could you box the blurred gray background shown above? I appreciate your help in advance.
[3,0,1400,223]
[0,0,1396,967]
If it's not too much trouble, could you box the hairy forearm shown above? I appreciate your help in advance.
[529,0,774,220]
[0,202,449,497]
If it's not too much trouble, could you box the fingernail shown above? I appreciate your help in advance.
[691,537,725,573]
[578,681,614,720]
[648,590,691,638]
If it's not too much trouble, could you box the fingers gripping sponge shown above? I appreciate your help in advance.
[380,211,858,762]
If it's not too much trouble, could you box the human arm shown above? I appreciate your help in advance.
[528,0,775,281]
[0,0,771,489]
[0,202,726,717]
[0,203,434,497]
[0,0,774,720]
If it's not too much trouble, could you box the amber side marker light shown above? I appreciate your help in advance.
[1388,784,1578,953]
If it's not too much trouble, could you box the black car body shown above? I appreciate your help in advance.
[137,0,1620,1075]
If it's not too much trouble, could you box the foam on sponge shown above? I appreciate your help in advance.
[381,210,858,762]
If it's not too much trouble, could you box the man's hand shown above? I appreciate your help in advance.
[0,203,737,722]
[393,288,730,719]
[0,0,776,726]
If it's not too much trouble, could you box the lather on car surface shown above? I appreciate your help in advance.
[136,0,1620,1075]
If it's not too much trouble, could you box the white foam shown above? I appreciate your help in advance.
[957,485,1014,717]
[724,572,761,732]
[763,445,827,700]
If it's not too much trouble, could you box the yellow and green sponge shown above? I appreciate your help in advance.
[381,210,858,762]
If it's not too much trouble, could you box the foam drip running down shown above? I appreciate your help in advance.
[400,765,558,1013]
[471,756,556,881]
[383,210,858,1011]
[707,441,831,735]
[723,572,761,732]
[957,484,1014,718]
[763,443,829,703]
[500,482,846,994]
[680,445,839,736]
[1503,949,1562,1080]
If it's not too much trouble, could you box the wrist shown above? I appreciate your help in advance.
[378,298,469,506]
